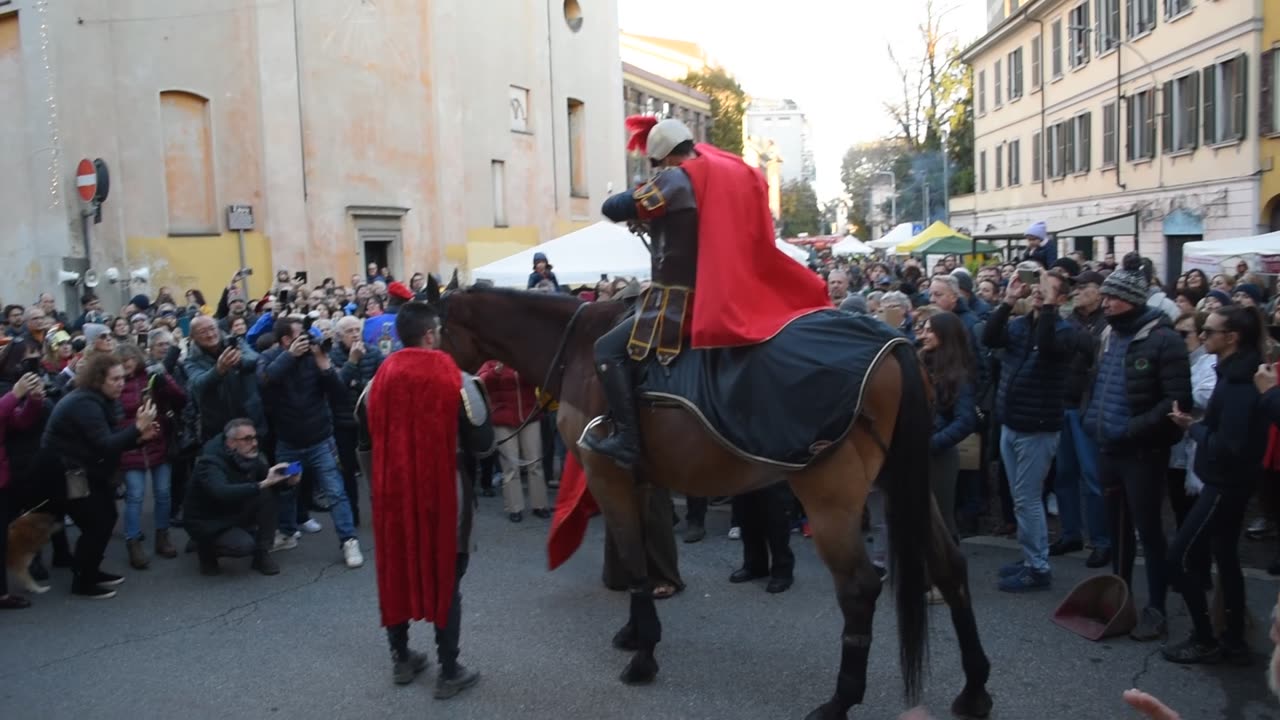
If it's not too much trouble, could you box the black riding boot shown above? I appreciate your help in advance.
[582,362,640,469]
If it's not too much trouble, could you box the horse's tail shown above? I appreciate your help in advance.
[881,340,932,704]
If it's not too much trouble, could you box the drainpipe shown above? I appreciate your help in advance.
[1115,37,1125,190]
[1033,15,1047,199]
[545,0,560,211]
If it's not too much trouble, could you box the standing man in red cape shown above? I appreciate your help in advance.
[360,301,480,698]
[581,116,831,468]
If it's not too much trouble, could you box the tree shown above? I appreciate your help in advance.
[840,139,906,239]
[681,66,747,156]
[779,180,822,238]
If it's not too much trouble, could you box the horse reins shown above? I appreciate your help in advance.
[489,300,589,448]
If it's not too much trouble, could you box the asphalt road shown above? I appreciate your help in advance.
[2,495,1279,720]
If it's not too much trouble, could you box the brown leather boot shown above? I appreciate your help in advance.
[154,529,177,559]
[127,539,150,569]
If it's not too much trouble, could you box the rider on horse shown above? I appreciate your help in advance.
[582,116,831,469]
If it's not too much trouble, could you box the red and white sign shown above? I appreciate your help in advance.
[76,159,97,202]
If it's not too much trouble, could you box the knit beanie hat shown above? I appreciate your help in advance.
[1100,252,1149,306]
[1207,289,1233,306]
[82,323,110,345]
[950,268,974,294]
[1025,221,1048,242]
[1234,283,1264,305]
[839,294,868,314]
[129,294,151,311]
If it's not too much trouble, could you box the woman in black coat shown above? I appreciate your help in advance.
[35,351,158,599]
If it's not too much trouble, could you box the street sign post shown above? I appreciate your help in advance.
[76,159,97,202]
[227,204,255,269]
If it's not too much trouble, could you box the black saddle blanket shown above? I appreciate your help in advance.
[635,309,905,468]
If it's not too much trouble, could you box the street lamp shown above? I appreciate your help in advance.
[874,170,897,228]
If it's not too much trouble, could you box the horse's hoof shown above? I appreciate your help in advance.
[951,687,993,719]
[803,701,847,720]
[612,623,638,651]
[618,654,659,685]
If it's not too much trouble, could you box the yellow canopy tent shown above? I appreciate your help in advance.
[893,221,971,254]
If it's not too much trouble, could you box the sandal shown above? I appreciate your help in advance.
[652,583,678,600]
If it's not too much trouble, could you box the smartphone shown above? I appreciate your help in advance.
[136,333,149,348]
[1017,269,1040,285]
[239,267,254,277]
[285,461,303,476]
[294,271,309,285]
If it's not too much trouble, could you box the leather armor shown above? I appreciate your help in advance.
[627,168,699,365]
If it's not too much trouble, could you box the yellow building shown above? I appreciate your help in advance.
[1262,5,1280,231]
[1,1,625,309]
[621,63,712,186]
[951,0,1268,286]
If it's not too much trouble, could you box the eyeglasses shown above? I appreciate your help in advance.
[1199,328,1226,337]
[232,434,259,443]
[1178,330,1193,338]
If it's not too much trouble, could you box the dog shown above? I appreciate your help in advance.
[7,512,61,594]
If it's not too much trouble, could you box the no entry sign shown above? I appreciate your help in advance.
[76,159,96,202]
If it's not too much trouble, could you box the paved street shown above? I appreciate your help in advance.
[2,495,1278,720]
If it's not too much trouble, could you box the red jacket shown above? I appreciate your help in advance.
[478,360,537,428]
[118,368,187,471]
[0,391,43,489]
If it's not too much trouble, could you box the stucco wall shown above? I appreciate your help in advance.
[1262,4,1280,228]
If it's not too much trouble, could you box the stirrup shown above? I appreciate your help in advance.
[577,415,612,448]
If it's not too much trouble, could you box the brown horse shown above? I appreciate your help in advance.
[438,285,992,719]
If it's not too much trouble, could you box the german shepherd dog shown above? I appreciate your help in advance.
[7,512,61,594]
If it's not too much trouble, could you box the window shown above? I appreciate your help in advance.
[994,59,1003,107]
[1127,0,1156,38]
[1164,0,1192,18]
[1126,88,1157,160]
[1102,102,1118,166]
[509,86,530,133]
[1072,113,1092,172]
[491,161,507,227]
[1051,19,1064,79]
[995,143,1004,189]
[159,91,217,234]
[567,99,588,197]
[1095,0,1119,54]
[1008,140,1021,186]
[1069,4,1090,69]
[1161,73,1200,153]
[1204,54,1248,145]
[1264,49,1279,137]
[979,150,988,192]
[1031,36,1042,91]
[978,70,987,115]
[1047,122,1066,178]
[1008,48,1024,101]
[1032,131,1043,182]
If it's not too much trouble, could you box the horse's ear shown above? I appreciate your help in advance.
[425,274,441,304]
[445,268,460,292]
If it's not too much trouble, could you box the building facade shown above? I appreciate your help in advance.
[744,98,816,186]
[952,0,1267,281]
[0,0,624,307]
[621,62,711,187]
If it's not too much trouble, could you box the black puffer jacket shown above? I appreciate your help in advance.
[982,302,1074,433]
[1190,349,1266,490]
[41,387,141,489]
[256,345,346,448]
[329,342,384,430]
[184,434,274,542]
[1063,306,1107,408]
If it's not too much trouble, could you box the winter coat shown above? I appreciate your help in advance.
[1082,307,1191,451]
[930,379,978,454]
[982,302,1074,433]
[0,391,43,489]
[184,434,273,543]
[1190,349,1267,490]
[330,341,384,430]
[41,387,141,489]
[1063,306,1107,408]
[257,345,346,448]
[478,360,538,427]
[117,368,187,471]
[185,341,266,443]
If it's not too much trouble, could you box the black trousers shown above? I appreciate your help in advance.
[595,319,633,366]
[334,425,361,526]
[196,491,279,560]
[1165,468,1196,530]
[686,495,707,526]
[1168,483,1252,644]
[65,490,118,585]
[386,553,470,675]
[1101,448,1169,612]
[733,484,794,580]
[169,452,193,521]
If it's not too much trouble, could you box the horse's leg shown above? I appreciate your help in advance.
[925,501,993,719]
[790,445,880,720]
[584,457,661,685]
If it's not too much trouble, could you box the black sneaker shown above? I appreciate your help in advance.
[434,665,480,699]
[72,583,117,600]
[1085,547,1112,569]
[95,571,126,587]
[1162,636,1221,664]
[392,650,430,685]
[1048,538,1083,556]
[1130,607,1167,641]
[251,552,280,576]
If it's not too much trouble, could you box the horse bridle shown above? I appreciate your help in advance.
[440,290,590,447]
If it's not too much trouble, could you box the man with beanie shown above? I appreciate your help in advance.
[1083,252,1190,641]
[1022,221,1057,269]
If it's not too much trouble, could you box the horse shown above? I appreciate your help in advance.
[437,285,992,719]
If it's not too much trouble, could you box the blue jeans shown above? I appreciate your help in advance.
[1000,426,1059,573]
[123,464,172,541]
[1055,409,1110,550]
[276,438,357,543]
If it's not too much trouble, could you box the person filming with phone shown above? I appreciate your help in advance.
[184,419,299,576]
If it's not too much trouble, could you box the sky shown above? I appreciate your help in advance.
[618,0,985,202]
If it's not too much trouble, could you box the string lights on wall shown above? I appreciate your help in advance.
[36,0,63,210]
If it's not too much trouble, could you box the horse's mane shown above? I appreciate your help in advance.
[458,284,584,308]
[449,284,625,337]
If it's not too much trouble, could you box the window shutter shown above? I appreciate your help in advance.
[1262,50,1275,136]
[1125,97,1135,161]
[1082,113,1092,171]
[1234,55,1248,140]
[1161,81,1174,153]
[1187,72,1199,149]
[1203,66,1217,144]
[1094,0,1102,54]
[1065,122,1076,174]
[1033,131,1043,181]
[1145,91,1157,157]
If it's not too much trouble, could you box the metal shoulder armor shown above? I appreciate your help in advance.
[459,371,490,427]
[634,167,696,220]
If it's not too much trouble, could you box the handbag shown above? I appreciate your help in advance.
[65,466,90,500]
[955,433,982,471]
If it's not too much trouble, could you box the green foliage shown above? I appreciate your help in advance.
[779,180,822,237]
[680,67,747,156]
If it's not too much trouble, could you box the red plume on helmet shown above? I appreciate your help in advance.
[625,115,659,155]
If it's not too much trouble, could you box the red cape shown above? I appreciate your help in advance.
[547,453,596,570]
[367,348,462,627]
[682,143,832,347]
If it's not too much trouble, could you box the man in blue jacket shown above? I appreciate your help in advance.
[982,265,1074,593]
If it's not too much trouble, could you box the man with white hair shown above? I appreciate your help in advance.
[330,315,384,527]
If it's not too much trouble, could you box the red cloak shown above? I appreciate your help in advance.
[681,143,832,348]
[367,348,462,627]
[547,453,596,570]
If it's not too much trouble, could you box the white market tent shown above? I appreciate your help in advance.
[471,222,652,287]
[831,235,872,255]
[775,239,810,263]
[867,222,915,250]
[1181,231,1280,275]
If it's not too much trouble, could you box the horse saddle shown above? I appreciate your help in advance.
[634,309,907,469]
